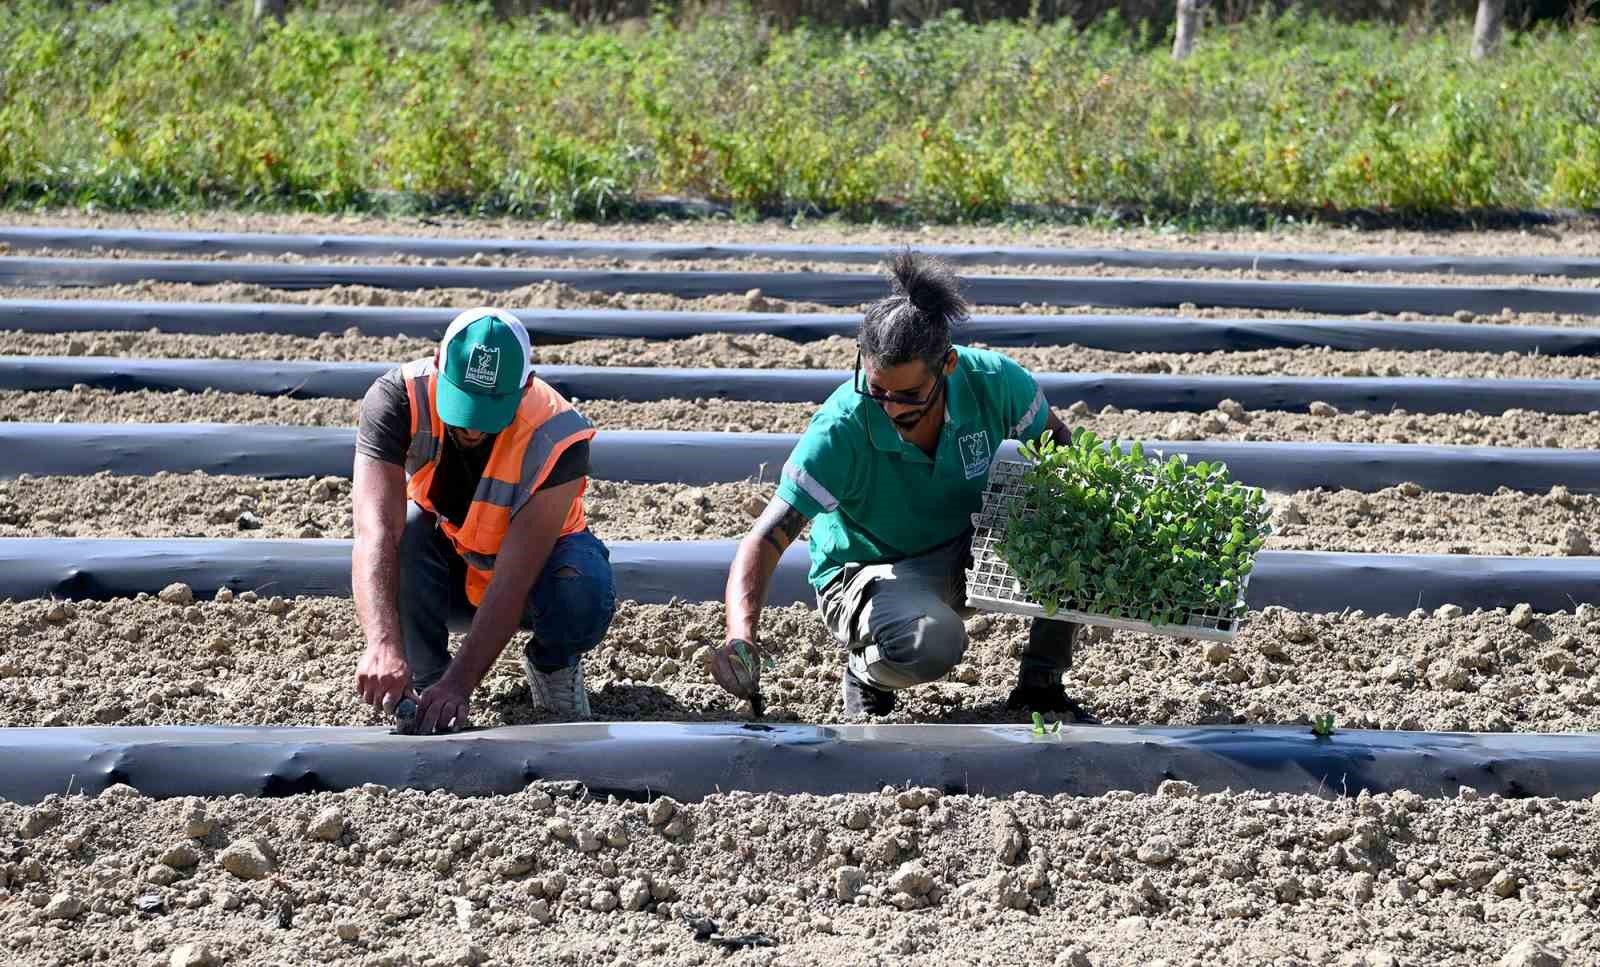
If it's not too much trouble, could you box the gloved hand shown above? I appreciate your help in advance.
[709,638,763,700]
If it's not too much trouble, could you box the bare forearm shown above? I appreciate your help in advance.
[445,536,557,692]
[725,495,807,644]
[441,479,577,694]
[353,535,404,653]
[445,585,526,692]
[713,495,807,700]
[725,535,781,643]
[351,455,408,657]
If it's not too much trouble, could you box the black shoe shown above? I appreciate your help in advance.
[841,667,897,716]
[1005,680,1098,723]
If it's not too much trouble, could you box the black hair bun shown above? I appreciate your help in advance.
[889,250,967,320]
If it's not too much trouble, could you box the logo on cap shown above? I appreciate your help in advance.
[464,345,500,388]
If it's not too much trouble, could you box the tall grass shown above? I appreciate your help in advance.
[1,0,1596,221]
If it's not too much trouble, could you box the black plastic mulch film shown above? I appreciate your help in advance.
[3,723,1598,805]
[6,300,1600,354]
[3,257,1599,315]
[4,537,1600,615]
[7,355,1600,416]
[6,423,1600,494]
[5,226,1599,278]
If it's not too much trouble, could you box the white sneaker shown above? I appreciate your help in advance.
[522,657,592,720]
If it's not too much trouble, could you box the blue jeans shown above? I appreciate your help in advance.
[398,501,616,690]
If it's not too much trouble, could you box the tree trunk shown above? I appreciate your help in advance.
[254,0,286,24]
[1471,0,1506,60]
[1172,0,1209,63]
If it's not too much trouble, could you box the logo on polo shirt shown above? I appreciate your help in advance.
[464,345,501,388]
[959,430,992,479]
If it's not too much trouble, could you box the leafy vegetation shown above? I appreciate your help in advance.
[1311,713,1338,738]
[998,428,1270,628]
[1,1,1597,221]
[1030,710,1064,736]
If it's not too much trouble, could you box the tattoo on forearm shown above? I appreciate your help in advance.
[757,503,807,554]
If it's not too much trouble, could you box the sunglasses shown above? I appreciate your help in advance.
[853,350,951,407]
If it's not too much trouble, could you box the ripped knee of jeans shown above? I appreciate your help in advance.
[528,567,615,651]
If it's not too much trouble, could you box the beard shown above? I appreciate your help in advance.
[892,407,932,429]
[890,374,946,429]
[449,428,492,450]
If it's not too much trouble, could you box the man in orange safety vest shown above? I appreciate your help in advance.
[351,307,615,734]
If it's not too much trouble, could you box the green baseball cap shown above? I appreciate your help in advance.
[434,308,533,433]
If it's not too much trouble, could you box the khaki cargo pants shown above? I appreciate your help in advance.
[817,533,1078,691]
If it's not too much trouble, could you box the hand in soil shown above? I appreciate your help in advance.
[415,675,471,735]
[393,697,419,735]
[354,642,412,714]
[709,638,761,700]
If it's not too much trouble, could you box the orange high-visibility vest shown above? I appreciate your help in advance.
[401,357,595,605]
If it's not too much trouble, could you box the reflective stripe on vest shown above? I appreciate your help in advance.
[510,409,591,513]
[402,359,440,475]
[461,549,497,571]
[453,410,589,513]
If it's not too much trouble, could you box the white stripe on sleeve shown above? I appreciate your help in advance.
[1011,387,1046,438]
[782,460,839,513]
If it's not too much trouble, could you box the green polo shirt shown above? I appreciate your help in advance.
[776,345,1050,592]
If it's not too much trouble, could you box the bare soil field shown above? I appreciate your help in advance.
[7,217,1600,967]
[0,476,771,545]
[3,597,1598,734]
[9,330,1600,383]
[9,390,1600,449]
[3,475,1596,559]
[0,389,363,427]
[2,780,1595,967]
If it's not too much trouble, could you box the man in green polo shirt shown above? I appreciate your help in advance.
[711,252,1085,717]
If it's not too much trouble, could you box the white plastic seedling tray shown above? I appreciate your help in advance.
[965,459,1251,643]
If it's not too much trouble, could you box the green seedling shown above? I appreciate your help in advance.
[1311,713,1337,738]
[1030,711,1062,736]
[999,428,1271,628]
[724,641,777,678]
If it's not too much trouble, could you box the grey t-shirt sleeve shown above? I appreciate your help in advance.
[541,438,591,491]
[355,368,411,466]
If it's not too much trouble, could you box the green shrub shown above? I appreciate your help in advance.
[1,0,1596,219]
[998,428,1270,628]
[1549,122,1600,208]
